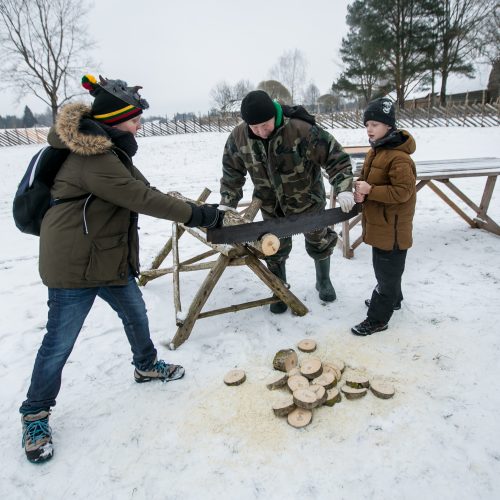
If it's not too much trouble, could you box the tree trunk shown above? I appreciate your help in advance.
[440,71,449,106]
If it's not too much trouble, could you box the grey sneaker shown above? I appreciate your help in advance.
[134,359,185,383]
[22,410,53,463]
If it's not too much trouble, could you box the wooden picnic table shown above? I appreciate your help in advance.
[332,155,500,258]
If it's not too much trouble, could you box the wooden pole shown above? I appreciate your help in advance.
[172,223,182,325]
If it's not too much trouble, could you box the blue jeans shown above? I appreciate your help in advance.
[20,275,157,414]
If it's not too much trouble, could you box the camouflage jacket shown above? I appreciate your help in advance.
[220,117,353,217]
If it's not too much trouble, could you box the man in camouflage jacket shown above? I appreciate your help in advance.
[220,90,354,313]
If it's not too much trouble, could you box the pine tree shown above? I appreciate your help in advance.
[22,105,37,128]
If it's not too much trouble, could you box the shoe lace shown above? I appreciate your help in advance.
[22,417,51,447]
[153,359,168,375]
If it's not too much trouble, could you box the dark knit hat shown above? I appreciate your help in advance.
[241,90,276,125]
[363,98,396,128]
[82,74,149,125]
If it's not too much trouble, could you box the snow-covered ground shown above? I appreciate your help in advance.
[0,127,499,500]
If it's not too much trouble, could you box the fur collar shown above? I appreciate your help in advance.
[54,103,113,156]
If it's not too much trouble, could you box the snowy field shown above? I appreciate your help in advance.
[0,127,499,500]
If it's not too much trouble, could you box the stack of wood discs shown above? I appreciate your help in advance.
[267,339,395,428]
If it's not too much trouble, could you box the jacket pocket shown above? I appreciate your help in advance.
[85,233,128,282]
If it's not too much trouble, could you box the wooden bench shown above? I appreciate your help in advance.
[331,156,500,258]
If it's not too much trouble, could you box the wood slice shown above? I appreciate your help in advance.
[370,380,395,399]
[259,233,280,256]
[312,371,336,389]
[287,408,313,428]
[287,374,309,392]
[273,349,298,373]
[322,363,340,383]
[345,373,370,389]
[341,385,367,400]
[331,358,345,373]
[324,388,341,406]
[300,357,323,380]
[272,395,295,417]
[292,389,318,410]
[287,367,301,377]
[266,372,288,390]
[309,384,327,406]
[297,338,317,353]
[223,369,246,386]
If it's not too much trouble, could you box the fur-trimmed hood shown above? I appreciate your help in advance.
[48,102,114,156]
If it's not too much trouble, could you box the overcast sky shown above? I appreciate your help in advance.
[1,0,492,118]
[0,0,352,117]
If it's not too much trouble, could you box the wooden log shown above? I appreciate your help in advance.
[370,380,395,399]
[224,369,246,386]
[331,358,345,373]
[300,357,323,380]
[287,408,313,428]
[345,373,370,389]
[322,363,340,383]
[309,384,327,406]
[312,372,336,389]
[258,233,280,256]
[266,372,288,390]
[287,375,310,392]
[293,389,318,410]
[272,396,295,417]
[272,349,298,372]
[297,339,317,353]
[325,388,341,406]
[341,385,367,400]
[172,223,182,324]
[287,367,301,377]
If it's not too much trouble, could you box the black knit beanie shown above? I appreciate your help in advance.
[363,98,396,128]
[82,74,149,125]
[240,90,276,125]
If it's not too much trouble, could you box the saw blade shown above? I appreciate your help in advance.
[207,205,360,244]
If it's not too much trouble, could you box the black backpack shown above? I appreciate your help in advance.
[12,146,87,236]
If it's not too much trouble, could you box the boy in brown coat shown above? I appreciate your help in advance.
[352,98,416,336]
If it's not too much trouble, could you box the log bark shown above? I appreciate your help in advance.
[266,372,288,390]
[223,369,246,386]
[273,349,298,372]
[272,396,295,417]
[341,385,367,400]
[292,389,318,410]
[325,388,341,406]
[287,408,313,428]
[345,373,370,389]
[370,380,395,399]
[297,339,317,353]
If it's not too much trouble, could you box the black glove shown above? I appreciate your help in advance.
[185,203,225,229]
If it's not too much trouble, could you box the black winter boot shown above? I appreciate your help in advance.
[315,257,336,302]
[267,261,288,314]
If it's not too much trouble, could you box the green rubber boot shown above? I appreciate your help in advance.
[267,261,288,314]
[315,257,336,302]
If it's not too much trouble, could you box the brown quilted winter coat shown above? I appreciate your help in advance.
[358,130,416,250]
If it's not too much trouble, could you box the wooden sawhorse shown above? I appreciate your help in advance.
[139,189,308,349]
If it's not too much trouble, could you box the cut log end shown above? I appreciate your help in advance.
[300,357,323,380]
[345,373,370,389]
[325,388,341,406]
[266,372,288,390]
[224,369,246,386]
[287,374,310,392]
[312,371,336,390]
[273,349,298,373]
[297,338,317,353]
[259,233,280,256]
[272,396,295,417]
[341,385,367,400]
[370,380,395,399]
[293,388,318,409]
[287,408,313,428]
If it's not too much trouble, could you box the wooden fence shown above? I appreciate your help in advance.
[1,103,498,147]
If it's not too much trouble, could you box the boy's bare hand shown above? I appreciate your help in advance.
[355,180,372,195]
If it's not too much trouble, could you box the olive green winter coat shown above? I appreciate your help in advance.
[358,130,417,251]
[39,103,192,288]
[220,117,353,217]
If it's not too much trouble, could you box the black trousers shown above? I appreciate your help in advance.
[367,246,407,324]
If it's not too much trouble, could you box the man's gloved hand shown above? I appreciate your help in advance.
[337,191,356,213]
[185,203,225,229]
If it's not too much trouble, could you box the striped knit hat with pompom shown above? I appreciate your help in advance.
[82,74,149,125]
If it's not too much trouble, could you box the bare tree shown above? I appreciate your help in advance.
[302,83,320,110]
[210,81,233,114]
[233,79,253,101]
[270,49,307,104]
[0,0,95,123]
[257,80,292,103]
